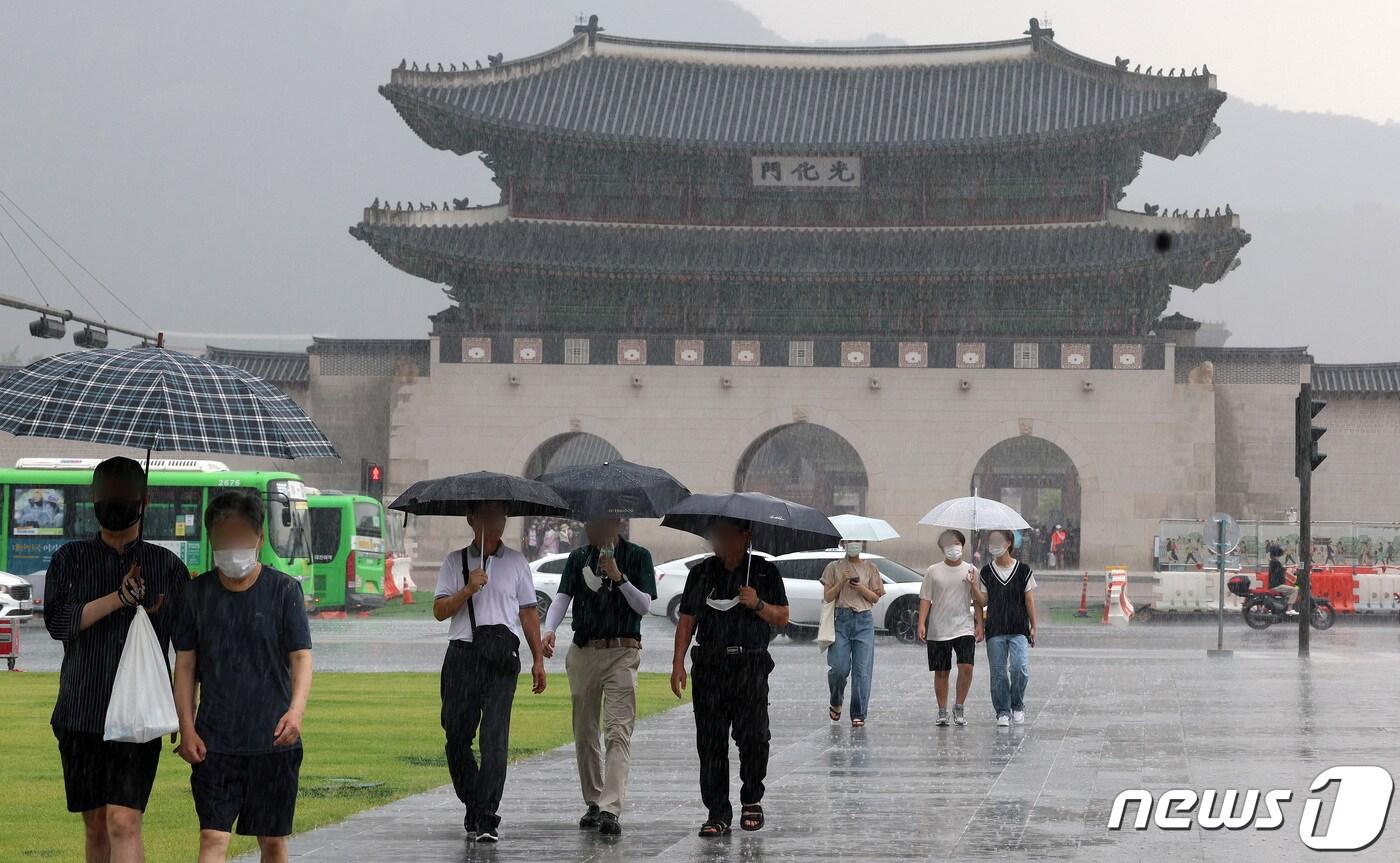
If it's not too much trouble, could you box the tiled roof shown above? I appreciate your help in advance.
[1314,363,1400,394]
[204,346,310,384]
[350,210,1248,289]
[383,32,1224,158]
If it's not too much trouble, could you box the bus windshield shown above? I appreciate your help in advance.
[267,479,311,562]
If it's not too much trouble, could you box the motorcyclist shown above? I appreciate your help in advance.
[1267,544,1299,616]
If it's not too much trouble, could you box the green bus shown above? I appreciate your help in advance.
[1,457,313,611]
[306,492,388,611]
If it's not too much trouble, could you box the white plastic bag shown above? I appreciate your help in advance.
[103,606,179,743]
[817,600,836,652]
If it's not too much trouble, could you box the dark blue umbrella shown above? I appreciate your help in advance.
[388,471,569,518]
[661,491,839,557]
[0,345,337,460]
[535,459,690,520]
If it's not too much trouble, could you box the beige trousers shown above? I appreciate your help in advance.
[565,644,641,816]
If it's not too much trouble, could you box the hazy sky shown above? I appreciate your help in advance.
[736,0,1400,124]
[0,1,1397,363]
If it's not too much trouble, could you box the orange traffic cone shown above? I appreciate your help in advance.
[401,584,415,605]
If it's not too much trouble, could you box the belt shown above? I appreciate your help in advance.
[697,644,767,656]
[582,637,641,649]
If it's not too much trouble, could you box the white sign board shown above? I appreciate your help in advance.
[751,156,861,188]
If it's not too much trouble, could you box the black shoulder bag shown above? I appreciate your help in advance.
[462,547,521,676]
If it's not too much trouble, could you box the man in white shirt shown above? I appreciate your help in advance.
[917,530,985,726]
[433,500,546,844]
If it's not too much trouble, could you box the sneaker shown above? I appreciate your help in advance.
[935,709,950,726]
[1285,608,1300,617]
[579,804,601,830]
[463,813,476,840]
[1012,709,1026,725]
[996,713,1010,727]
[598,812,622,836]
[476,828,499,844]
[953,705,967,726]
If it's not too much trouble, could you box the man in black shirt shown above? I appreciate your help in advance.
[540,519,656,836]
[671,518,788,837]
[174,491,313,862]
[43,456,188,863]
[1266,544,1299,615]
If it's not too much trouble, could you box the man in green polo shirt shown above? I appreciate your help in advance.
[541,519,656,837]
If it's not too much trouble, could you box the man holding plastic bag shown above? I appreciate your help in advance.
[174,491,313,863]
[43,456,188,863]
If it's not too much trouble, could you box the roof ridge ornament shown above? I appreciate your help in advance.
[1023,17,1054,43]
[573,13,604,47]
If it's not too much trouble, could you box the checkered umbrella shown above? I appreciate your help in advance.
[0,345,338,460]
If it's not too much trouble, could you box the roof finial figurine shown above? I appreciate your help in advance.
[1225,204,1233,215]
[573,13,604,45]
[436,62,443,72]
[1133,63,1140,73]
[1023,17,1054,41]
[1115,56,1130,70]
[394,201,401,211]
[1214,207,1221,216]
[488,52,504,67]
[475,59,483,69]
[1202,63,1210,76]
[407,201,414,211]
[452,196,470,210]
[1144,203,1159,216]
[449,63,456,72]
[410,62,418,71]
[397,58,406,70]
[371,197,379,209]
[1191,66,1199,76]
[1193,208,1201,218]
[1145,66,1153,75]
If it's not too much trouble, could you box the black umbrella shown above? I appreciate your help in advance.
[387,471,569,517]
[661,492,840,557]
[535,459,690,520]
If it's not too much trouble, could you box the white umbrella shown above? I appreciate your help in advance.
[828,514,900,543]
[918,496,1030,532]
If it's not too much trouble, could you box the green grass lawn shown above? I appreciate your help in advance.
[0,671,683,862]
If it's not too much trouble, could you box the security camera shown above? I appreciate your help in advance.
[1082,380,1095,392]
[631,375,644,388]
[507,372,521,386]
[868,377,881,390]
[720,374,733,389]
[959,379,972,391]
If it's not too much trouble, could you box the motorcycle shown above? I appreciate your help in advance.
[1229,575,1335,630]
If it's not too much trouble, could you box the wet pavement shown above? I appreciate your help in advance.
[212,621,1400,861]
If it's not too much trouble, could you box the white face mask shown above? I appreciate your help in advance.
[582,565,603,593]
[214,548,259,580]
[844,541,864,558]
[705,596,742,612]
[943,544,963,562]
[988,544,1009,559]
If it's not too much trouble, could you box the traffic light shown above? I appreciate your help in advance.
[1294,393,1327,477]
[363,461,384,499]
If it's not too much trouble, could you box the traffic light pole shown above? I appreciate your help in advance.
[1296,381,1316,657]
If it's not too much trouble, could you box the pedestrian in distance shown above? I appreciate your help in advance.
[174,491,313,863]
[541,518,656,837]
[979,529,1038,728]
[433,500,547,844]
[820,539,883,726]
[44,456,188,863]
[671,518,789,837]
[917,530,985,726]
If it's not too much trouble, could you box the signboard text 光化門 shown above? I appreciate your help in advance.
[752,157,861,188]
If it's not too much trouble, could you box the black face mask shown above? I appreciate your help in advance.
[94,499,143,532]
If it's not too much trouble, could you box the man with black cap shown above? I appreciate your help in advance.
[44,456,189,863]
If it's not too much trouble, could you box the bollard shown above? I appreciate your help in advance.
[1075,571,1089,617]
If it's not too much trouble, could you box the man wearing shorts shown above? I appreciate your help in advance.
[917,530,984,726]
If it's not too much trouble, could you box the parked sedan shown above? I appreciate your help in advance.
[0,571,34,621]
[528,552,570,616]
[653,551,776,624]
[771,551,926,643]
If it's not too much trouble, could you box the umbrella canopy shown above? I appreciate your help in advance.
[828,513,900,543]
[0,346,337,460]
[535,459,690,521]
[918,496,1030,532]
[661,491,840,556]
[388,471,568,517]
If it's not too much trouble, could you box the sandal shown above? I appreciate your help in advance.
[828,705,841,722]
[740,804,765,832]
[698,820,730,838]
[851,717,865,728]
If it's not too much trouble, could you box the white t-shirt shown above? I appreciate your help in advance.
[920,560,979,641]
[435,544,536,642]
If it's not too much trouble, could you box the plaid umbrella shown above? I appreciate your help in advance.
[0,346,337,460]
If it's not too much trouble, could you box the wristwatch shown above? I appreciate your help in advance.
[754,598,766,612]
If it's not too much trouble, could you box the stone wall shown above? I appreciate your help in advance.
[1311,395,1400,522]
[389,344,1216,571]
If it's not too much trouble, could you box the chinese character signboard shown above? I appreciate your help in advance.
[752,156,861,188]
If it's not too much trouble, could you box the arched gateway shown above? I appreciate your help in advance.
[972,436,1081,568]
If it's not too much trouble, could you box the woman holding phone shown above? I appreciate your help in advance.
[978,529,1038,728]
[820,539,885,726]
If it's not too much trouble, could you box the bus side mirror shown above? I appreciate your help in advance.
[282,507,293,528]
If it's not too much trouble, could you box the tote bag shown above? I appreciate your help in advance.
[103,606,180,743]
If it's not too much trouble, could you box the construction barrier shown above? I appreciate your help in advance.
[1102,567,1133,626]
[1152,570,1248,612]
[1356,571,1400,611]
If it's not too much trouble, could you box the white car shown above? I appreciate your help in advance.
[0,571,35,622]
[770,551,927,643]
[529,552,570,616]
[652,551,776,624]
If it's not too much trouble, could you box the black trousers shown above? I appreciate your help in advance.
[691,649,773,825]
[441,640,519,831]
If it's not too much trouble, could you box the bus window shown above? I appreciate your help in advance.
[267,479,312,563]
[142,488,202,542]
[354,502,383,538]
[309,507,341,565]
[384,509,409,557]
